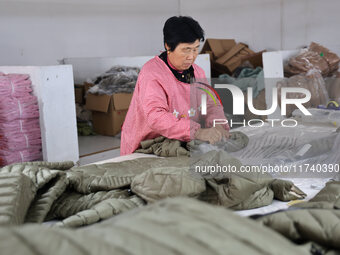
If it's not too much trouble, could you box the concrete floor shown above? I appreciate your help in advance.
[78,135,121,165]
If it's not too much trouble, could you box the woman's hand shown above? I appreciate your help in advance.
[214,124,230,140]
[194,127,229,144]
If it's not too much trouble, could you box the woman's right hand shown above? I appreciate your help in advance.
[194,127,225,144]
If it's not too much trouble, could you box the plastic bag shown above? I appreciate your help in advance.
[229,124,340,178]
[276,69,329,117]
[285,42,340,77]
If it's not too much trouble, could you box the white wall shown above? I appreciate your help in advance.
[181,0,282,52]
[0,0,179,65]
[282,0,340,54]
[1,0,340,66]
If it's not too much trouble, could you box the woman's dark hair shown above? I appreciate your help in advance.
[163,16,205,51]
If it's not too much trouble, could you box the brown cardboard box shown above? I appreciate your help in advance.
[201,39,236,59]
[74,85,84,104]
[201,39,237,76]
[240,50,266,68]
[86,93,133,136]
[216,43,255,73]
[201,38,263,76]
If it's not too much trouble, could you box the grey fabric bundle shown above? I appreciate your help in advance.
[88,66,140,95]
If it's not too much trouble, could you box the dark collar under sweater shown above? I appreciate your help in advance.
[159,51,195,84]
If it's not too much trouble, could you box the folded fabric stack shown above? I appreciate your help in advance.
[0,73,33,97]
[0,73,42,166]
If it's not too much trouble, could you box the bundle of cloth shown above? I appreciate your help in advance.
[0,96,39,122]
[0,118,40,132]
[87,66,140,95]
[0,131,42,151]
[285,42,340,77]
[0,73,33,97]
[0,73,42,166]
[0,150,42,166]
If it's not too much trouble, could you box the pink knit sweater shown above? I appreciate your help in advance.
[120,56,228,155]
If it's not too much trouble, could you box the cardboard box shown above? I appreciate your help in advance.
[201,38,263,76]
[86,93,133,136]
[74,85,84,104]
[240,50,266,68]
[201,39,236,59]
[216,43,255,73]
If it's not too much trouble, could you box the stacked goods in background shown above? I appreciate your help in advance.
[325,71,340,105]
[279,42,340,117]
[277,69,329,117]
[285,42,340,77]
[84,66,139,136]
[74,83,94,136]
[0,73,42,166]
[200,38,265,77]
[201,38,266,122]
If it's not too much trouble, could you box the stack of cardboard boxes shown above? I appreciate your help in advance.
[200,38,264,77]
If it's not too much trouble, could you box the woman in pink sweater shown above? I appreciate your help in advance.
[121,16,229,155]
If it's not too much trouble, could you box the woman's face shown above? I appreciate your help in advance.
[166,39,200,71]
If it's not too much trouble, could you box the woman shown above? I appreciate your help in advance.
[121,16,229,155]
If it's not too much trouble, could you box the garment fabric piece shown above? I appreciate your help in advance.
[135,131,249,157]
[0,197,315,255]
[0,173,36,225]
[121,55,228,155]
[257,181,340,251]
[130,150,306,209]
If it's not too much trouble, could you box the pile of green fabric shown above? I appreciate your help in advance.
[136,131,249,157]
[0,149,307,228]
[0,149,339,254]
